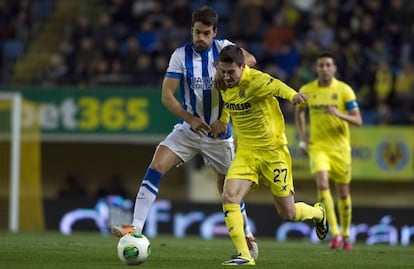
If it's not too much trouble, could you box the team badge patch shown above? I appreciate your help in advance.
[239,89,246,98]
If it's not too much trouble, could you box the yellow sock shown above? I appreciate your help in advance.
[338,196,352,237]
[223,203,250,258]
[294,202,322,221]
[319,189,339,236]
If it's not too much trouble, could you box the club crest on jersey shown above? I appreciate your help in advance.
[239,89,246,98]
[331,93,338,100]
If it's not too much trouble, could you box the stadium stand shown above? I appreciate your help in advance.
[1,0,414,125]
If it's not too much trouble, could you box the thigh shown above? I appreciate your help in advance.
[330,150,352,184]
[222,178,253,204]
[159,124,200,163]
[225,148,259,191]
[309,147,330,174]
[261,146,294,198]
[200,137,235,176]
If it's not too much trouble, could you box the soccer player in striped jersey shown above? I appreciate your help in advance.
[111,6,259,258]
[295,51,363,251]
[216,45,328,265]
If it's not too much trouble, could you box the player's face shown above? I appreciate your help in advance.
[191,22,216,51]
[316,57,336,84]
[217,62,245,88]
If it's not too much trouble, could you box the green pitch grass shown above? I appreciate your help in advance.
[0,231,413,269]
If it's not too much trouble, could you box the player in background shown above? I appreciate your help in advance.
[215,45,328,265]
[111,6,259,258]
[295,51,362,251]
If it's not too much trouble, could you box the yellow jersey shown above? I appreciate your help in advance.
[219,66,297,150]
[298,78,358,150]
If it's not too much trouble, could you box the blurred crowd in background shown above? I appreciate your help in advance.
[1,0,414,125]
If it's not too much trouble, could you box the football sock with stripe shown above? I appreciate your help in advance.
[132,168,163,232]
[339,195,352,237]
[319,189,339,236]
[223,203,251,258]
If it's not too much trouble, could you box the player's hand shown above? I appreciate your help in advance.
[326,105,339,116]
[190,117,212,136]
[299,140,308,156]
[210,120,227,139]
[292,93,308,105]
[214,71,227,91]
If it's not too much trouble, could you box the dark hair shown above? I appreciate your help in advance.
[191,6,218,31]
[219,45,244,66]
[317,51,335,63]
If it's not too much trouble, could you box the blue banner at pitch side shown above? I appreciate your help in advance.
[49,198,414,246]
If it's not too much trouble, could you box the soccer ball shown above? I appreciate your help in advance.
[117,233,151,265]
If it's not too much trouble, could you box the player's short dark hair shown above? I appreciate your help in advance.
[191,6,218,31]
[219,45,245,66]
[317,51,336,63]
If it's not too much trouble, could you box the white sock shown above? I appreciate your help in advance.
[132,186,157,232]
[241,200,253,237]
[131,168,162,232]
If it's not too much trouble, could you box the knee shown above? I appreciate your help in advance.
[317,181,330,190]
[338,193,350,200]
[222,189,240,204]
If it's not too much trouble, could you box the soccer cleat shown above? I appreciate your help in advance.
[111,224,136,238]
[342,237,353,251]
[313,202,329,240]
[246,236,259,260]
[329,235,342,249]
[222,254,255,265]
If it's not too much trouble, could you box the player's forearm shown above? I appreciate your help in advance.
[337,112,363,127]
[275,81,297,101]
[295,110,307,141]
[241,48,256,67]
[162,92,193,123]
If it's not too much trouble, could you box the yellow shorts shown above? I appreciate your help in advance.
[309,146,351,184]
[225,145,294,197]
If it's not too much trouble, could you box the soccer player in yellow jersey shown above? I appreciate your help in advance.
[295,51,363,251]
[214,45,328,266]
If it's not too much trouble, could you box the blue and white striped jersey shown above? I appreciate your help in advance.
[165,39,233,138]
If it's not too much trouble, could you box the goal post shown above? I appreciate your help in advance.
[0,92,44,232]
[0,92,21,232]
